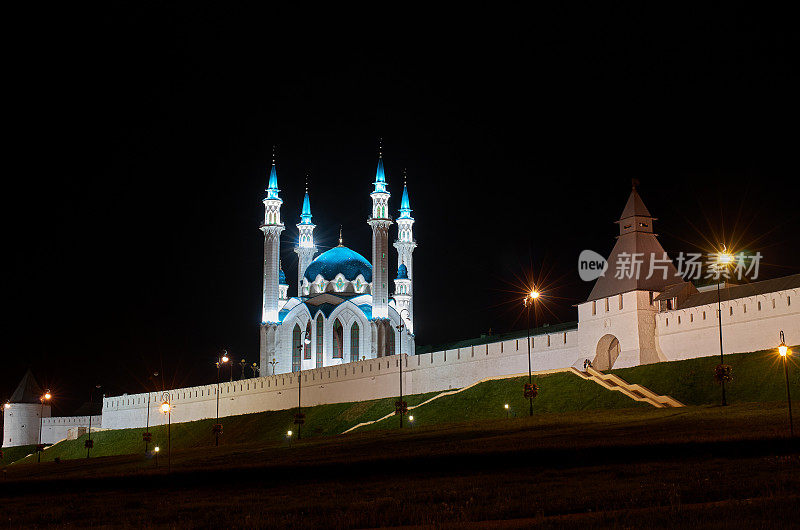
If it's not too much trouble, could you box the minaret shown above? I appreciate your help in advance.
[393,170,417,333]
[294,177,317,296]
[259,150,285,369]
[368,143,392,321]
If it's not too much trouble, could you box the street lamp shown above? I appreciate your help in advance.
[239,358,247,380]
[251,362,260,378]
[214,351,229,447]
[160,394,172,473]
[86,384,101,458]
[294,331,311,439]
[395,309,410,428]
[523,288,540,416]
[714,248,734,406]
[37,390,51,463]
[778,330,794,437]
[143,371,159,453]
[504,403,510,420]
[268,359,279,376]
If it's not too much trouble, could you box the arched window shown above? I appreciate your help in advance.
[316,314,324,368]
[387,322,396,356]
[333,320,343,358]
[350,322,360,362]
[304,321,312,359]
[292,324,301,372]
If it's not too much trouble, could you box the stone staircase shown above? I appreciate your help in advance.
[570,366,684,408]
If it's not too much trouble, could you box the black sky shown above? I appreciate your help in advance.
[5,4,799,414]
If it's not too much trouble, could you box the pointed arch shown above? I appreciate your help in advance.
[304,321,312,359]
[333,319,344,358]
[316,314,324,368]
[292,324,301,372]
[350,322,360,362]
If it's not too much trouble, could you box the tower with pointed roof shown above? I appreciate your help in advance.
[2,370,51,447]
[578,182,683,369]
[294,180,317,296]
[368,146,392,321]
[393,172,417,333]
[259,150,285,370]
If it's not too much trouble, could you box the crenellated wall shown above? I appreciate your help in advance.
[40,416,102,445]
[656,286,798,361]
[100,328,583,431]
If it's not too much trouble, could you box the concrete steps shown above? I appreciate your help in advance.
[570,366,684,408]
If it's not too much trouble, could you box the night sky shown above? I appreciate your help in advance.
[5,5,798,414]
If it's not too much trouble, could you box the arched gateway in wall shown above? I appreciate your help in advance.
[593,334,621,370]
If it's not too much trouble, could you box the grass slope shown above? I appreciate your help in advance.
[612,348,800,406]
[361,372,647,431]
[10,392,438,465]
[0,445,36,466]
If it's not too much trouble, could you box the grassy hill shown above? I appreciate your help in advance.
[0,444,36,466]
[611,348,799,406]
[6,347,796,466]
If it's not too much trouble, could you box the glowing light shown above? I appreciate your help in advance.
[530,290,540,299]
[154,446,160,453]
[160,402,170,413]
[287,430,293,437]
[717,247,734,266]
[304,337,311,345]
[4,403,10,409]
[408,415,414,422]
[43,392,52,401]
[779,343,789,357]
[504,403,509,409]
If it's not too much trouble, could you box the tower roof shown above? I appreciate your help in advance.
[399,183,412,219]
[266,164,280,200]
[397,263,409,279]
[9,369,45,404]
[300,191,313,224]
[587,186,682,302]
[373,155,388,194]
[618,186,652,220]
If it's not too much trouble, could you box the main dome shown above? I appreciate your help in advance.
[303,246,373,283]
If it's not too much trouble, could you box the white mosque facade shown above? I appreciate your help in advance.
[4,159,798,447]
[259,154,415,377]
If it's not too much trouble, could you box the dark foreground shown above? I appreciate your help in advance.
[1,403,798,528]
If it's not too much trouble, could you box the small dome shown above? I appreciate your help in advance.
[304,246,372,283]
[396,263,408,279]
[279,269,287,285]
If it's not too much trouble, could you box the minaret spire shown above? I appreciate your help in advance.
[394,169,417,334]
[259,146,285,373]
[295,171,317,297]
[338,225,343,246]
[368,141,393,348]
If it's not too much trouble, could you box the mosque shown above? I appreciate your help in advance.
[259,151,416,376]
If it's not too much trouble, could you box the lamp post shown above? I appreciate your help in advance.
[523,289,540,416]
[504,403,510,420]
[396,309,410,428]
[294,331,311,439]
[144,371,159,453]
[160,394,171,473]
[37,390,51,463]
[213,351,229,447]
[86,384,101,458]
[778,331,794,437]
[251,362,260,378]
[240,358,247,380]
[715,250,734,406]
[268,359,279,376]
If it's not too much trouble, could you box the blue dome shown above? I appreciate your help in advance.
[304,246,373,283]
[279,269,287,285]
[397,263,408,279]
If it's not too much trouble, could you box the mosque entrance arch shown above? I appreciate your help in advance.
[592,334,621,371]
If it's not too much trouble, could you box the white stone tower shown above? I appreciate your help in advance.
[2,370,50,448]
[393,172,417,333]
[259,153,285,370]
[368,148,392,322]
[294,181,317,296]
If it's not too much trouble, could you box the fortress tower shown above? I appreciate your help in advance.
[294,183,317,296]
[2,370,50,447]
[259,154,285,370]
[393,173,416,333]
